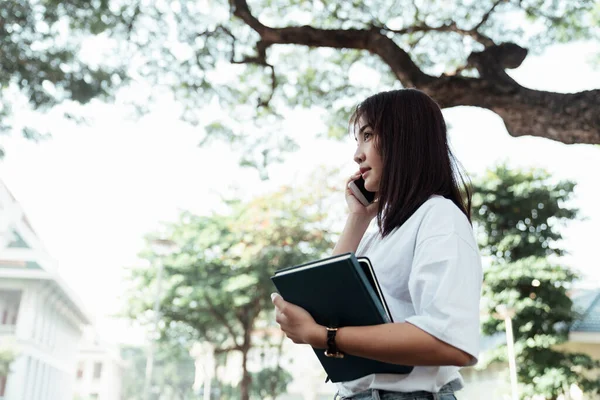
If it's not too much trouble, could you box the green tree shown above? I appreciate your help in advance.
[0,0,126,156]
[248,331,293,399]
[121,342,196,400]
[472,164,600,399]
[250,366,293,400]
[126,184,334,400]
[0,346,15,376]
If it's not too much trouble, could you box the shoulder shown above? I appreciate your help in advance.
[414,196,477,251]
[418,195,468,223]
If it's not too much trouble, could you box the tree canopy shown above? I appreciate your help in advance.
[0,0,126,150]
[1,0,599,163]
[472,164,600,399]
[126,184,335,400]
[120,343,196,400]
[221,0,599,142]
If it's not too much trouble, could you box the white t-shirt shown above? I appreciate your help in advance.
[336,195,483,396]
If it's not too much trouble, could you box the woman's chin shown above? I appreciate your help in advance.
[364,182,378,192]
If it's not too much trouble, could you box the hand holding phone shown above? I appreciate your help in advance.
[348,176,376,207]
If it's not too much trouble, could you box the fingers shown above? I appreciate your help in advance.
[272,293,292,330]
[271,294,312,345]
[273,296,292,338]
[346,171,362,187]
[275,309,287,325]
[271,292,286,310]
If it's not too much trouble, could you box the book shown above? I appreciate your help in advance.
[271,252,413,382]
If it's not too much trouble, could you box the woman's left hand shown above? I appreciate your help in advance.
[271,293,325,348]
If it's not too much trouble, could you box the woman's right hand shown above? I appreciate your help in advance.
[332,173,378,255]
[345,172,378,219]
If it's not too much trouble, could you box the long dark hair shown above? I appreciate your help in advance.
[350,89,472,237]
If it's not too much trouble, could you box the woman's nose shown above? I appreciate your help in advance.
[354,147,365,164]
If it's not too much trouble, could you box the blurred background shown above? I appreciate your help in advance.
[0,0,599,399]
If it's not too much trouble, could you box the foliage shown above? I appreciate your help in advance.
[0,0,127,154]
[120,342,196,400]
[0,346,15,376]
[472,164,578,261]
[3,1,599,166]
[249,366,293,400]
[472,164,600,399]
[126,183,335,400]
[126,0,599,162]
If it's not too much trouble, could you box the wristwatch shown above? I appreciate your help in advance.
[324,327,344,358]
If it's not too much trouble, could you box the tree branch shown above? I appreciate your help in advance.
[411,0,420,23]
[228,0,600,145]
[383,21,495,47]
[204,293,241,348]
[214,346,241,354]
[474,0,506,31]
[467,42,528,83]
[424,78,600,144]
[230,40,277,108]
[126,2,142,40]
[229,0,434,87]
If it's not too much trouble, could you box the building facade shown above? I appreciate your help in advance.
[0,180,90,400]
[72,331,123,400]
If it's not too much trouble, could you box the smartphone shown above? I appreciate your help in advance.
[348,176,376,206]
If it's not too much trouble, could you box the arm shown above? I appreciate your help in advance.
[271,294,472,367]
[273,230,482,368]
[321,322,473,366]
[331,214,372,255]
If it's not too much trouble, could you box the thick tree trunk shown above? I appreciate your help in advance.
[239,316,255,400]
[229,0,600,145]
[240,346,251,400]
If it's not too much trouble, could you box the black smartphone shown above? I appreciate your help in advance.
[348,176,376,206]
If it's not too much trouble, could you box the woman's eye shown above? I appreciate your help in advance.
[363,132,372,141]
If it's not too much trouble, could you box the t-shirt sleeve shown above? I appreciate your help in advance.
[404,232,482,365]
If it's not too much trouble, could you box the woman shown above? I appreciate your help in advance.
[272,89,482,400]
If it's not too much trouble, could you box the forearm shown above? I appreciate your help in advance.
[332,214,372,255]
[312,322,472,367]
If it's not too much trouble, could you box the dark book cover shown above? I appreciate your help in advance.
[271,253,413,382]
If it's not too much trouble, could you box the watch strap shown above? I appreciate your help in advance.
[324,327,344,358]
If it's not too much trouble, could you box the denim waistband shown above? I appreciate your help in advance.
[336,378,462,400]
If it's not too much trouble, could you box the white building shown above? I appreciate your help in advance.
[73,330,124,400]
[0,179,91,400]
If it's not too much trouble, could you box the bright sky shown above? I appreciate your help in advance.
[1,41,599,344]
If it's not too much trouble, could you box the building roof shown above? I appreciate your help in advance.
[0,179,91,325]
[571,288,600,333]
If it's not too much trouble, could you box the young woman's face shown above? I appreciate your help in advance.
[354,120,383,192]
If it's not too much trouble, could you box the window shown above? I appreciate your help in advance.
[7,231,29,248]
[76,362,84,379]
[93,362,102,380]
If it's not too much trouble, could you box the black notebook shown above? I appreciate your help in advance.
[271,252,413,382]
